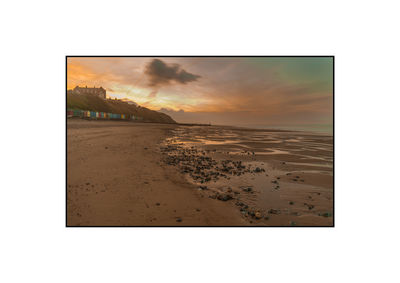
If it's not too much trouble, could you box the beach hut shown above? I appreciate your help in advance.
[73,110,82,117]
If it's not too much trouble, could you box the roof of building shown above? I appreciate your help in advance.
[74,86,105,90]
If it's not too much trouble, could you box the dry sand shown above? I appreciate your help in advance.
[67,119,247,226]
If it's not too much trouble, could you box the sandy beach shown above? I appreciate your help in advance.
[67,119,333,226]
[67,119,247,226]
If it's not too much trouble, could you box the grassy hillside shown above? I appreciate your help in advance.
[67,93,176,124]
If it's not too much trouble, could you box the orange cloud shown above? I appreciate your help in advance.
[66,57,333,128]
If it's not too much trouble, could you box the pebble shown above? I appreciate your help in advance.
[217,194,233,201]
[321,212,332,217]
[304,203,314,210]
[268,209,280,214]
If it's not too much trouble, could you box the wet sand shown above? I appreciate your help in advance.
[67,119,333,226]
[161,126,333,226]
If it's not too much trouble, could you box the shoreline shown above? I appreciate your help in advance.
[68,117,333,136]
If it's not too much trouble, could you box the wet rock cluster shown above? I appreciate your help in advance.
[160,144,265,184]
[160,142,294,223]
[235,201,268,220]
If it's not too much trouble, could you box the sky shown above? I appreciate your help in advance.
[67,57,333,132]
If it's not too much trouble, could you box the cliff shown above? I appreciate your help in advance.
[67,93,176,124]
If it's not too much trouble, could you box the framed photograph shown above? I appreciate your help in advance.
[66,56,334,227]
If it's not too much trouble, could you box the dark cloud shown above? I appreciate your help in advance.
[145,59,201,86]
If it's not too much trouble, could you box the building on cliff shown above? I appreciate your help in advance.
[70,86,106,99]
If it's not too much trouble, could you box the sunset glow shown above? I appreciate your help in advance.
[67,57,333,131]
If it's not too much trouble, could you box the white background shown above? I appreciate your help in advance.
[1,0,399,282]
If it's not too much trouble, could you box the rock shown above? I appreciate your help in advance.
[321,212,332,217]
[268,209,280,214]
[290,221,296,226]
[289,201,294,205]
[176,218,182,222]
[242,187,253,192]
[156,202,160,206]
[255,167,262,172]
[255,212,262,219]
[304,203,314,210]
[217,194,233,201]
[264,216,269,220]
[199,186,208,190]
[105,147,108,149]
[86,182,90,185]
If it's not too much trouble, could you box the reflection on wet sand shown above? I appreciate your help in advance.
[161,125,333,226]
